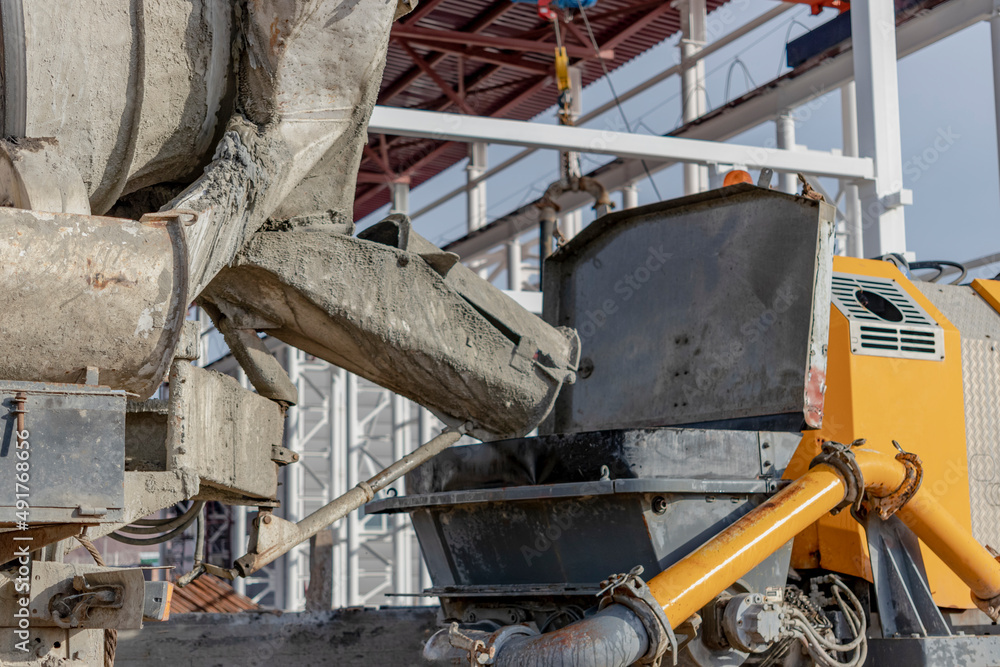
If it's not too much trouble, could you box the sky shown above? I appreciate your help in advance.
[358,2,1000,277]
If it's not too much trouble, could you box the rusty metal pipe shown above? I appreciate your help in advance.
[490,604,649,667]
[647,447,1000,628]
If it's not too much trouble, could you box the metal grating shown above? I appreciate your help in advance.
[831,273,944,361]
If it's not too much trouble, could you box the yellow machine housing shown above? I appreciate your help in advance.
[787,256,1000,609]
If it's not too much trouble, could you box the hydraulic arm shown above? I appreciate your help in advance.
[470,442,1000,666]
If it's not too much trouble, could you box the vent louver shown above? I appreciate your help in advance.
[831,273,944,361]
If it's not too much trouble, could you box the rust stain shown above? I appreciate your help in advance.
[804,365,826,428]
[87,271,136,290]
[269,17,283,52]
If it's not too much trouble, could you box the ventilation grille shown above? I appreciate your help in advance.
[831,273,944,361]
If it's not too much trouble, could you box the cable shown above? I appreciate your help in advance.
[574,0,662,200]
[108,501,205,546]
[909,260,967,285]
[117,500,204,535]
[776,16,814,78]
[724,58,757,102]
[790,576,868,667]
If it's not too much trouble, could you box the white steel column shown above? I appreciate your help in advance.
[390,180,410,215]
[345,372,361,606]
[417,408,435,595]
[841,82,864,257]
[622,184,639,209]
[775,111,797,194]
[680,0,709,195]
[391,395,412,604]
[467,143,488,231]
[562,209,583,239]
[851,0,908,256]
[330,368,347,608]
[283,347,306,611]
[507,240,523,291]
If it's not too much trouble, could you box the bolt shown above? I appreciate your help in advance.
[292,453,300,462]
[262,515,272,525]
[652,496,668,515]
[12,392,27,447]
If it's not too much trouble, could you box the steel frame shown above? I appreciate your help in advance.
[280,351,433,610]
[434,0,992,272]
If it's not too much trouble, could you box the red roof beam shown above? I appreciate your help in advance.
[391,25,614,60]
[398,40,551,76]
[396,39,478,114]
[382,2,518,104]
[783,0,848,14]
[600,2,676,51]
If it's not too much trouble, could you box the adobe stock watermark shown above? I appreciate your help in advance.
[577,245,673,340]
[902,126,959,184]
[860,125,960,232]
[681,284,798,403]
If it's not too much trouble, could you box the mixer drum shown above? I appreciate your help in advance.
[1,0,233,214]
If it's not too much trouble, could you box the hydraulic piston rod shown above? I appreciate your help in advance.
[234,427,464,577]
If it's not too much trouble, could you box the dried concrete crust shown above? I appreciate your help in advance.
[22,0,234,214]
[0,0,403,398]
[0,207,184,394]
[2,0,579,437]
[204,230,579,439]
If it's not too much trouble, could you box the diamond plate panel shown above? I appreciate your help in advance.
[962,339,1000,550]
[918,282,1000,548]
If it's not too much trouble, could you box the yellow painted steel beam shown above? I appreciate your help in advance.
[648,465,846,627]
[647,448,1000,628]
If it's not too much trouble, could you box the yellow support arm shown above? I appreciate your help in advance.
[647,447,1000,628]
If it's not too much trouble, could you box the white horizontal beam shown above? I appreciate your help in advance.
[368,106,874,180]
[407,4,796,221]
[441,0,991,261]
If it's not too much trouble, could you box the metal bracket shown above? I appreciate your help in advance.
[448,622,496,665]
[49,575,124,628]
[868,440,923,520]
[598,565,678,667]
[880,189,913,210]
[271,445,300,466]
[809,439,866,517]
